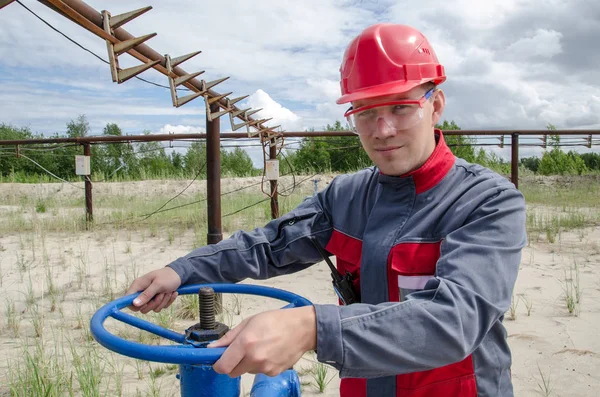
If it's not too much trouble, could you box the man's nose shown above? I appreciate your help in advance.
[373,117,397,139]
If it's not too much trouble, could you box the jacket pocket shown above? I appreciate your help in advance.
[388,240,442,302]
[326,229,363,295]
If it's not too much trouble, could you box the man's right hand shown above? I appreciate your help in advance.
[125,267,182,314]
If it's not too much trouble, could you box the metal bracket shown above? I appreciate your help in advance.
[101,9,158,84]
[165,53,205,107]
[204,92,233,121]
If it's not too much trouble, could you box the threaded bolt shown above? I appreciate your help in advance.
[199,287,216,330]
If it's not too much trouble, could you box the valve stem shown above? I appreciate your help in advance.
[198,287,216,330]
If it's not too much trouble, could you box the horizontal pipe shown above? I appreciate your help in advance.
[2,130,599,146]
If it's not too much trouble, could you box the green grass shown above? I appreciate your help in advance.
[520,176,600,208]
[0,184,306,236]
[7,338,71,397]
[520,177,600,242]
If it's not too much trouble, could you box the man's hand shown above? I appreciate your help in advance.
[207,306,317,378]
[125,267,182,314]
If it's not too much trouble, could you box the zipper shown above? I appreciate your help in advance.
[273,213,314,241]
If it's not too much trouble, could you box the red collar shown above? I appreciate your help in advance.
[394,129,455,194]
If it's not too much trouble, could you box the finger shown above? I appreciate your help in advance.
[132,281,162,308]
[165,291,179,307]
[125,278,148,297]
[140,293,164,314]
[126,277,152,311]
[212,338,246,376]
[154,292,172,312]
[207,319,248,348]
[228,357,256,378]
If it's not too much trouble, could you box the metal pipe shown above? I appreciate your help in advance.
[206,104,222,245]
[0,134,207,145]
[269,138,279,219]
[2,130,599,146]
[206,103,223,313]
[511,133,519,189]
[83,143,93,222]
[0,0,15,10]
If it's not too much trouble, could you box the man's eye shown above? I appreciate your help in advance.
[392,105,414,115]
[357,109,376,118]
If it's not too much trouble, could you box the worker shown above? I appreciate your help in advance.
[126,23,527,397]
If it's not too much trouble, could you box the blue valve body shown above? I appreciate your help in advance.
[179,364,240,397]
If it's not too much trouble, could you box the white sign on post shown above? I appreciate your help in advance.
[75,155,91,176]
[265,159,279,180]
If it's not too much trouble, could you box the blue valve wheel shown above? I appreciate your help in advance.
[90,284,312,365]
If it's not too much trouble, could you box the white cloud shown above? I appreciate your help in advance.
[157,124,205,135]
[245,89,303,131]
[505,29,563,60]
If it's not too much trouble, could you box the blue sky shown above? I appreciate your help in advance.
[1,0,599,166]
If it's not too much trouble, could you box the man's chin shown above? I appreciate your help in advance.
[376,164,411,177]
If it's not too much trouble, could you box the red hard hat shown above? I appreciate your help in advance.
[337,23,446,104]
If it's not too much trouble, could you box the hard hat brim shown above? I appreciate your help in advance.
[336,77,444,105]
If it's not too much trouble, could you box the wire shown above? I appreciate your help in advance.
[222,171,318,217]
[138,163,206,222]
[18,153,85,189]
[222,197,270,218]
[90,163,127,183]
[16,0,190,91]
[276,150,296,197]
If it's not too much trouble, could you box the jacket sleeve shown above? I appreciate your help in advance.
[314,186,527,378]
[166,186,335,285]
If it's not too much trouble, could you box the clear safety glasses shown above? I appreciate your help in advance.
[345,88,436,135]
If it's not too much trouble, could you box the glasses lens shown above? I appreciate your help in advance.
[348,104,423,135]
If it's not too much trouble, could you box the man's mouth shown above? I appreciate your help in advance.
[375,146,402,152]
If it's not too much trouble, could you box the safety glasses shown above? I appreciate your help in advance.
[345,88,436,135]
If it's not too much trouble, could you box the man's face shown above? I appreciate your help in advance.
[351,84,445,176]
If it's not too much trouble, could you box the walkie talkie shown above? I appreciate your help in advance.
[309,236,359,305]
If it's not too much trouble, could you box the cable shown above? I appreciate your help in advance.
[222,197,270,218]
[221,149,354,219]
[90,163,127,183]
[222,171,319,217]
[18,153,84,189]
[276,150,297,197]
[16,0,190,91]
[140,163,206,222]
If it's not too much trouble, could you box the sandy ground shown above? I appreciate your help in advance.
[0,177,599,396]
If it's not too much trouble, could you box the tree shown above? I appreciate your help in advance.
[66,115,90,138]
[171,151,184,172]
[291,121,371,173]
[96,123,138,179]
[538,123,588,175]
[0,124,34,177]
[520,156,540,173]
[184,142,207,177]
[221,147,255,177]
[580,153,600,171]
[436,120,476,162]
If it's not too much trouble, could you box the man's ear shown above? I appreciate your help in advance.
[431,89,446,127]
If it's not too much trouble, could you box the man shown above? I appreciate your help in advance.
[126,23,526,396]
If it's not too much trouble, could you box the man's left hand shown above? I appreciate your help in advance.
[207,306,317,378]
